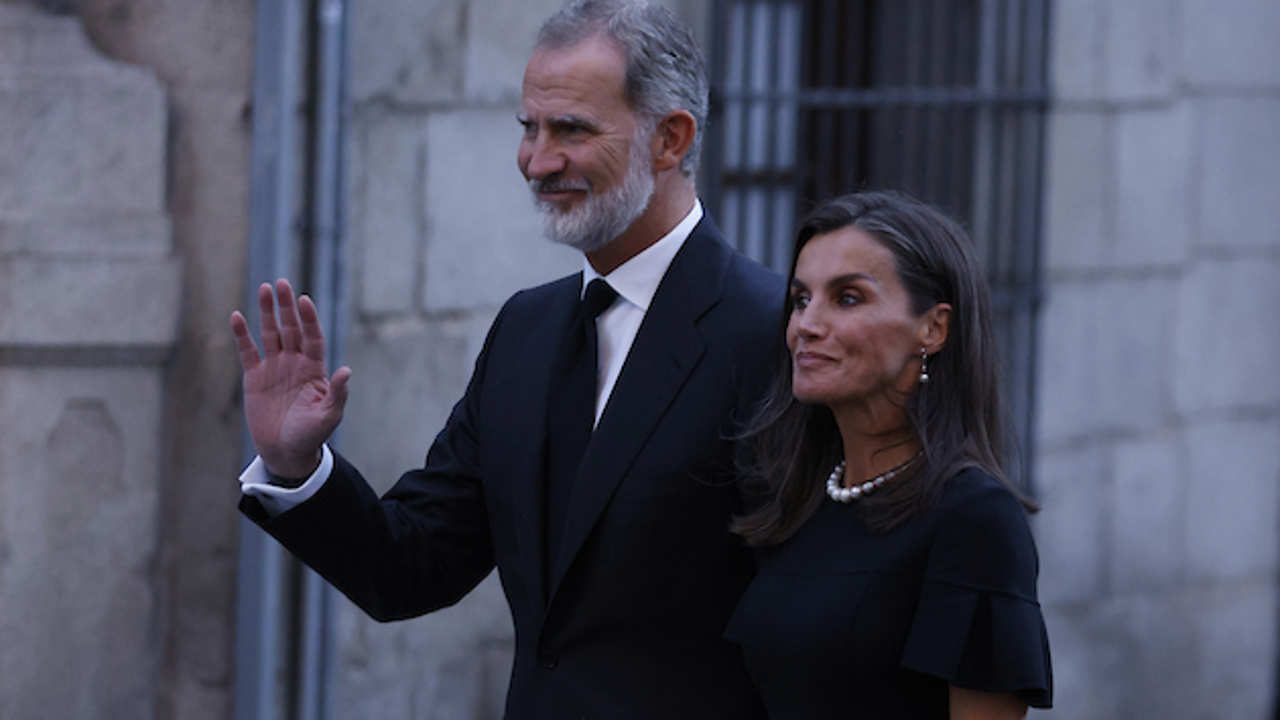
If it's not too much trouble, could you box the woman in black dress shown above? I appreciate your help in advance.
[727,191,1052,718]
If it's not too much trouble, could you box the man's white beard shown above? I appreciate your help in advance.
[531,129,656,254]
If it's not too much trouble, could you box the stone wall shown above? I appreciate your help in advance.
[1036,0,1280,716]
[0,3,179,718]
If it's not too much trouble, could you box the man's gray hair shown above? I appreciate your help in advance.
[537,0,709,178]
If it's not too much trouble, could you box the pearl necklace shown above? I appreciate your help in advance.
[825,452,922,503]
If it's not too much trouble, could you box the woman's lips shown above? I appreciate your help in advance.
[793,350,837,369]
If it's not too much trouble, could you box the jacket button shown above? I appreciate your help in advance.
[540,655,558,669]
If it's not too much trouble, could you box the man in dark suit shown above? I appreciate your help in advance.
[230,1,782,717]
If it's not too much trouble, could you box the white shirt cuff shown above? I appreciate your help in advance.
[239,444,334,517]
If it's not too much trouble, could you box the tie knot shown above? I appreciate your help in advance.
[582,278,618,320]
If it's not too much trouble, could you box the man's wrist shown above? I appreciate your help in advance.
[262,449,323,485]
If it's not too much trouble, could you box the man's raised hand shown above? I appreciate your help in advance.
[229,278,351,479]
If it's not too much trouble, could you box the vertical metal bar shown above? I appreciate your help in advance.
[761,0,780,268]
[736,1,753,253]
[295,1,347,717]
[816,0,837,199]
[704,0,728,219]
[237,1,305,719]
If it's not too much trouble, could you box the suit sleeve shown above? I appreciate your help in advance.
[239,300,509,622]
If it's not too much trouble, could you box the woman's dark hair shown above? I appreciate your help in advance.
[732,190,1036,545]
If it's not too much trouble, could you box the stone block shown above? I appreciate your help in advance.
[77,0,256,92]
[1109,433,1186,593]
[341,314,496,495]
[422,109,579,313]
[1197,96,1280,251]
[0,2,111,68]
[0,367,163,719]
[1184,418,1280,581]
[463,0,565,103]
[331,574,513,720]
[0,212,171,256]
[1104,0,1176,101]
[0,68,166,217]
[1032,445,1109,605]
[1174,258,1280,412]
[349,0,467,105]
[1042,591,1203,719]
[1042,110,1110,272]
[1195,579,1278,718]
[1113,103,1193,268]
[350,111,426,315]
[0,255,182,350]
[1048,0,1105,102]
[1181,0,1280,88]
[1036,276,1177,444]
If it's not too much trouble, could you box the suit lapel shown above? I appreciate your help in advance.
[504,274,582,612]
[548,220,733,596]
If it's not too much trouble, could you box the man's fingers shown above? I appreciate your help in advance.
[257,282,282,355]
[297,294,327,362]
[328,366,352,413]
[275,278,304,353]
[229,311,261,370]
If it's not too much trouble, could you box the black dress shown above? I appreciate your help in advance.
[726,468,1053,718]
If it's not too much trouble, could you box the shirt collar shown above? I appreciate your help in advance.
[581,199,703,311]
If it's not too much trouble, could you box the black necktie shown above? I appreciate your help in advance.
[545,278,617,580]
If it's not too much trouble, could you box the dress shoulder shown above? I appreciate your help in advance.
[900,468,1053,708]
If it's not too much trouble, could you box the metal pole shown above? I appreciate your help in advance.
[236,1,304,718]
[296,0,348,718]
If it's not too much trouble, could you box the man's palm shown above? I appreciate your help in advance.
[231,279,350,479]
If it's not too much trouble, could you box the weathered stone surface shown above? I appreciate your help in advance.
[1174,258,1280,413]
[0,213,171,256]
[1042,110,1109,272]
[1109,433,1186,593]
[77,0,255,92]
[349,0,467,105]
[1036,276,1177,444]
[1196,579,1278,718]
[0,367,163,720]
[341,315,496,494]
[1104,0,1176,101]
[463,0,564,103]
[1197,96,1280,251]
[1181,0,1280,88]
[1184,418,1280,582]
[331,574,513,719]
[351,110,425,315]
[0,256,181,348]
[422,108,579,312]
[1113,103,1193,267]
[1048,0,1105,102]
[0,1,111,67]
[0,68,166,217]
[1032,445,1109,605]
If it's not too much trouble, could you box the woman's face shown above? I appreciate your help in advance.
[786,225,941,412]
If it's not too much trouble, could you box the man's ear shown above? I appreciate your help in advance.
[651,109,696,172]
[919,303,951,354]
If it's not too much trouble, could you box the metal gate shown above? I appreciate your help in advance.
[703,0,1050,487]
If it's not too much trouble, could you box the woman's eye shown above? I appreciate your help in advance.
[791,295,809,310]
[837,292,860,306]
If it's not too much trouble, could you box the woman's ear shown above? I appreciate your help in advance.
[919,303,951,354]
[651,110,696,172]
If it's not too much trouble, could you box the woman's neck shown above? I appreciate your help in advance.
[832,403,920,487]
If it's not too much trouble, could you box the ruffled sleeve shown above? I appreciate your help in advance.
[900,471,1053,708]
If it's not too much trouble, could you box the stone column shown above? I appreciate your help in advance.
[0,4,179,719]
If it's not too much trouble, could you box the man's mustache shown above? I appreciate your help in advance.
[529,176,591,194]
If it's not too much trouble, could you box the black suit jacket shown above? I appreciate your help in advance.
[242,216,785,719]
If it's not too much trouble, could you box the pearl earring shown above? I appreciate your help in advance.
[919,347,930,383]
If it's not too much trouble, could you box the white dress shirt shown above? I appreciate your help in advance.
[241,200,705,515]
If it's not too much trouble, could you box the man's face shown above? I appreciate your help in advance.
[517,36,655,253]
